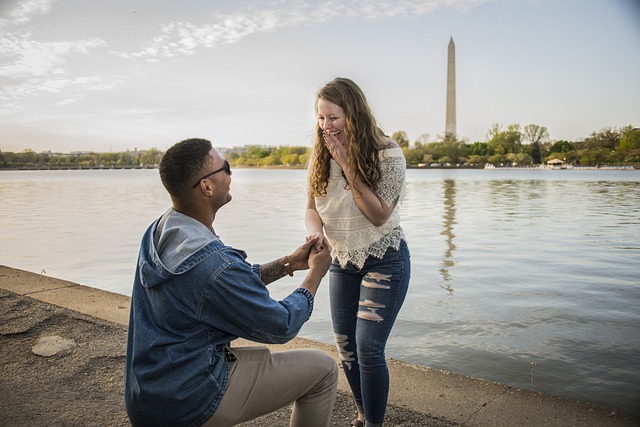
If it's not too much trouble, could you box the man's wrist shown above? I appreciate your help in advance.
[283,256,294,277]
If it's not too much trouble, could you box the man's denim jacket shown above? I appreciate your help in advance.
[124,210,314,427]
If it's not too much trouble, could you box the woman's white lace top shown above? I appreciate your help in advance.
[314,147,407,269]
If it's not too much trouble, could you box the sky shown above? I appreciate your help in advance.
[1,0,639,153]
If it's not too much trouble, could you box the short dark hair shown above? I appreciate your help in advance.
[159,138,212,197]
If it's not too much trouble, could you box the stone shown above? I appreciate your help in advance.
[32,335,76,357]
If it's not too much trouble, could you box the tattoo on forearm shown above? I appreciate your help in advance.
[260,260,287,286]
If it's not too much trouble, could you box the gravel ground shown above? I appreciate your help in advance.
[0,289,457,427]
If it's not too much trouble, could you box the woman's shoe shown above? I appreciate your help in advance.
[351,419,364,427]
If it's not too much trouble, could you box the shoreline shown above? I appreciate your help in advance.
[1,164,638,171]
[1,264,638,426]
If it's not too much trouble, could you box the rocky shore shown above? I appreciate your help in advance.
[1,265,637,427]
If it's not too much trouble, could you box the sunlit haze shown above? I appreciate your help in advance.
[1,0,639,153]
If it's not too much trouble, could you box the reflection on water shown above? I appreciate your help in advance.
[1,168,639,415]
[438,180,456,295]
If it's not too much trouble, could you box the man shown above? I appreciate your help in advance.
[124,138,337,427]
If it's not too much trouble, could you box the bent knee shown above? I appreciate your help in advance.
[314,350,339,385]
[303,349,339,373]
[320,351,339,377]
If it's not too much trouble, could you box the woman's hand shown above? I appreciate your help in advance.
[306,233,331,253]
[323,131,348,169]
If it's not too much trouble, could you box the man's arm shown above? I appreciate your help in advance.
[259,259,291,286]
[296,244,331,297]
[259,237,320,286]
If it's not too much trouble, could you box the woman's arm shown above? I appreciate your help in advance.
[305,195,323,235]
[325,133,397,226]
[305,195,330,252]
[345,172,395,227]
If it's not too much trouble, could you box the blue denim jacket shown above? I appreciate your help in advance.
[124,210,314,427]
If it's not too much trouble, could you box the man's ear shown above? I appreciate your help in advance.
[198,179,215,196]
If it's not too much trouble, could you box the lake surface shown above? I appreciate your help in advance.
[1,168,639,415]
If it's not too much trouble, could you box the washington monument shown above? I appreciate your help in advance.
[445,37,456,139]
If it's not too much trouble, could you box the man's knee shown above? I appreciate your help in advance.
[311,349,339,387]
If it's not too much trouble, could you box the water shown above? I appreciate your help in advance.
[1,168,639,415]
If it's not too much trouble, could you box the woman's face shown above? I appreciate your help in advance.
[317,98,345,142]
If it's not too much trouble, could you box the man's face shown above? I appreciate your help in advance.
[205,148,232,209]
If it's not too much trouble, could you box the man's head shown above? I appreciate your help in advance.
[159,138,232,216]
[159,138,213,197]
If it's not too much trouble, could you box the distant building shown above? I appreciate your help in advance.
[445,37,456,139]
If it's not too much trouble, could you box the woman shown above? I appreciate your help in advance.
[305,77,410,427]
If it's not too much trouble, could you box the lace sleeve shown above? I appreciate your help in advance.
[375,151,406,207]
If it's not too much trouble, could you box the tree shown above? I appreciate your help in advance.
[259,155,280,166]
[466,154,486,165]
[487,153,507,165]
[441,139,467,164]
[582,127,621,150]
[618,126,640,152]
[299,152,311,166]
[402,147,424,165]
[529,142,542,164]
[438,156,452,165]
[118,152,136,166]
[468,142,489,156]
[21,149,37,164]
[507,152,533,166]
[415,133,430,146]
[245,146,272,159]
[523,124,549,145]
[281,153,300,165]
[576,148,610,165]
[403,137,429,165]
[391,131,410,148]
[487,124,522,155]
[140,148,162,166]
[550,140,573,153]
[100,152,120,167]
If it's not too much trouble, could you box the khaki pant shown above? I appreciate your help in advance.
[203,346,338,427]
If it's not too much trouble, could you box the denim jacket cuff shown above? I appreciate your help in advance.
[294,288,314,318]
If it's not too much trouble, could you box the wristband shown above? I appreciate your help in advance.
[284,256,294,277]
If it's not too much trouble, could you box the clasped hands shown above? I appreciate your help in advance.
[286,235,332,274]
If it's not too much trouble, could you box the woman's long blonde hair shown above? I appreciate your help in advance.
[308,77,387,198]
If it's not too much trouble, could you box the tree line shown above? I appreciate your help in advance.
[1,124,638,169]
[0,148,163,169]
[394,124,639,167]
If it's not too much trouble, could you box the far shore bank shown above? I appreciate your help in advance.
[1,164,638,171]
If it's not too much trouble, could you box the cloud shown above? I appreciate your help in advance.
[0,0,491,111]
[0,74,125,108]
[114,0,489,61]
[113,10,283,61]
[0,0,57,26]
[0,1,118,108]
[0,31,106,78]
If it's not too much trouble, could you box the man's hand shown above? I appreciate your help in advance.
[296,240,331,297]
[287,236,319,272]
[308,244,331,276]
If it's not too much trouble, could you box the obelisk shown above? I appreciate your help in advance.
[445,37,456,139]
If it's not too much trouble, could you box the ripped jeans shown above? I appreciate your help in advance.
[329,240,410,426]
